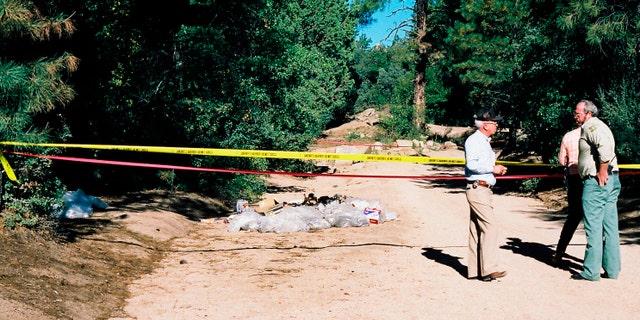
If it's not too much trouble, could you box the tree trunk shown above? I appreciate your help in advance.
[413,0,428,132]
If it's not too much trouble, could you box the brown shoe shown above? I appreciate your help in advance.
[480,271,507,282]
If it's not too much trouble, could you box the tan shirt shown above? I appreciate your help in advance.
[578,117,618,178]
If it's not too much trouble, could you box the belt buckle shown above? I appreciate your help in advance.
[475,180,492,189]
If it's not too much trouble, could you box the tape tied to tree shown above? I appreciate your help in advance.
[0,152,18,183]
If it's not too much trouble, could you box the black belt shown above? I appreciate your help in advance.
[468,180,493,189]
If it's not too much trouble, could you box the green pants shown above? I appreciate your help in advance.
[579,173,621,280]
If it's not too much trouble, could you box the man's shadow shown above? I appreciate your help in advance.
[421,247,467,278]
[422,239,584,278]
[500,237,583,272]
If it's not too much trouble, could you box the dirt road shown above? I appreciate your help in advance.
[109,159,640,320]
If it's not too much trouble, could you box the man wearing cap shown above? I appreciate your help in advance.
[464,108,508,282]
[571,99,621,281]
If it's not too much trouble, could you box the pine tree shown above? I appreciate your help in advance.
[447,0,534,113]
[0,0,76,226]
[559,0,640,162]
[1,0,77,141]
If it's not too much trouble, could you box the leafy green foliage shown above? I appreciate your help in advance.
[48,0,360,201]
[2,210,38,228]
[378,104,421,140]
[519,178,540,194]
[353,41,414,112]
[157,170,178,191]
[350,0,392,26]
[597,78,640,163]
[2,156,66,228]
[447,0,534,112]
[422,64,450,124]
[0,0,75,228]
[556,0,640,165]
[3,0,640,216]
[217,174,268,203]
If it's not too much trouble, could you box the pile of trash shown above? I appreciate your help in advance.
[227,195,398,233]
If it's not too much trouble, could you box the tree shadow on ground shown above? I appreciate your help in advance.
[55,216,116,242]
[410,163,565,196]
[266,185,306,193]
[413,172,640,245]
[410,164,467,195]
[56,190,233,243]
[103,189,231,221]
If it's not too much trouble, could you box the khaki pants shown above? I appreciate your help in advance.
[466,186,501,278]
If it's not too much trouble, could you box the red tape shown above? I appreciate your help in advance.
[6,151,639,180]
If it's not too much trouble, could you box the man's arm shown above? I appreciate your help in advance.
[596,161,609,186]
[558,139,568,166]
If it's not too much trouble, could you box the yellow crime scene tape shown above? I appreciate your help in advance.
[0,141,552,166]
[0,152,18,183]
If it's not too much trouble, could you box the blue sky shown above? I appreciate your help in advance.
[357,0,415,46]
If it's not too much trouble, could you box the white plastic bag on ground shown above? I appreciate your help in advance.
[258,207,331,233]
[319,201,370,228]
[226,197,396,233]
[227,210,264,232]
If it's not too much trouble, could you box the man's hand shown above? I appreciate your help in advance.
[493,165,507,176]
[596,171,609,186]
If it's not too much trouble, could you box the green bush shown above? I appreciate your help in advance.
[378,104,421,140]
[1,156,65,229]
[597,79,640,164]
[217,174,268,203]
[519,178,540,194]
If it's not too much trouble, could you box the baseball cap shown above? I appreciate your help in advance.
[474,108,503,121]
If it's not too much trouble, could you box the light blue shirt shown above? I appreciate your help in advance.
[464,130,497,185]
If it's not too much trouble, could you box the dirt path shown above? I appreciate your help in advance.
[109,159,640,320]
